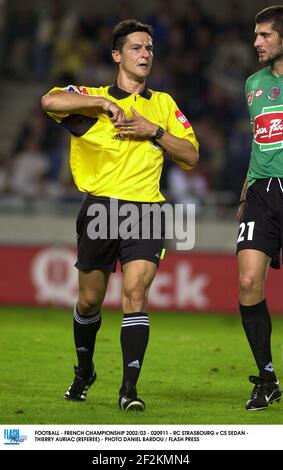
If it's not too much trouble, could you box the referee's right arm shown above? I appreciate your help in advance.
[41,91,125,123]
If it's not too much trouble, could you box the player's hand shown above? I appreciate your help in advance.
[236,201,245,221]
[114,107,158,139]
[103,100,126,124]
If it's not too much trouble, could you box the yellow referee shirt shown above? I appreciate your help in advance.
[47,83,199,202]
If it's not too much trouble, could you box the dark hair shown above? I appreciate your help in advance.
[255,5,283,38]
[112,19,153,51]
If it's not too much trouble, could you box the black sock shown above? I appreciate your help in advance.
[240,299,276,381]
[73,304,102,377]
[120,312,150,395]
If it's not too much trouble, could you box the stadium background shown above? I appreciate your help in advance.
[0,0,282,312]
[1,0,283,427]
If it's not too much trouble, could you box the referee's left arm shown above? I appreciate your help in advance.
[116,107,199,169]
[153,130,199,169]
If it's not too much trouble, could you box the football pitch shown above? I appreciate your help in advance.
[0,306,283,425]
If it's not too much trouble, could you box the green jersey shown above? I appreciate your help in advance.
[245,66,283,186]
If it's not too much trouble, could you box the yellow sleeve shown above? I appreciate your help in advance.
[164,94,199,170]
[44,84,94,123]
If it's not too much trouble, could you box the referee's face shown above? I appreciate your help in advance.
[113,32,153,82]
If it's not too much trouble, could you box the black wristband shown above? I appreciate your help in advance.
[154,126,165,140]
[239,200,246,204]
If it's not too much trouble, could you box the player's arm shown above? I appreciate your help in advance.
[41,91,125,123]
[236,79,252,220]
[116,107,199,168]
[236,178,248,221]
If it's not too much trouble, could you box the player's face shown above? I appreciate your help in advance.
[254,22,283,65]
[112,32,153,82]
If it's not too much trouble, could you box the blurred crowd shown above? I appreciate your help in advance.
[0,0,258,215]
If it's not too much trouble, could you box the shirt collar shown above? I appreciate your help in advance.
[108,82,152,100]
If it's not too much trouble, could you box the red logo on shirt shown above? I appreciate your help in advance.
[247,91,254,106]
[77,86,89,95]
[175,110,191,128]
[254,112,283,144]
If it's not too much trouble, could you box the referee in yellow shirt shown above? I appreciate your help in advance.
[42,19,199,411]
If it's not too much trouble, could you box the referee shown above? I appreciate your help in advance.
[42,19,199,411]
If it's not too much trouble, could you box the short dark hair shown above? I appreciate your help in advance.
[112,19,153,51]
[255,5,283,38]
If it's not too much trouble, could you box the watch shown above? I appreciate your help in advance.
[154,126,165,140]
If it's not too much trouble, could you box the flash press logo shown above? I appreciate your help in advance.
[4,428,27,445]
[86,199,195,250]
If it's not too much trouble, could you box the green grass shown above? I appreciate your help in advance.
[0,306,283,424]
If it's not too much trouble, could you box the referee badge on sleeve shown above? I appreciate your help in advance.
[175,110,191,128]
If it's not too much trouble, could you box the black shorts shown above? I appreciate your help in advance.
[236,178,283,269]
[75,195,165,272]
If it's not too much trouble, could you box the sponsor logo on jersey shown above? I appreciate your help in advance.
[64,85,79,93]
[175,110,191,128]
[267,86,280,101]
[255,88,263,98]
[77,86,89,95]
[112,133,124,141]
[64,85,89,95]
[254,105,283,150]
[247,91,254,106]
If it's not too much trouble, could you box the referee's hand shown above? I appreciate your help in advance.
[115,107,158,139]
[103,100,126,125]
